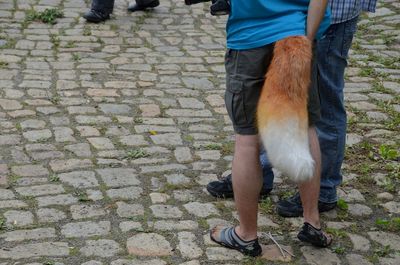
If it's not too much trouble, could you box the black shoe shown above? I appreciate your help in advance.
[297,222,332,248]
[127,0,160,12]
[83,9,110,23]
[276,193,337,217]
[206,174,272,199]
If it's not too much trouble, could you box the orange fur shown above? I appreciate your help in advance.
[258,36,312,128]
[257,36,314,182]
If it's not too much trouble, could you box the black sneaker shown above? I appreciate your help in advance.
[206,174,272,199]
[276,193,337,217]
[297,222,332,247]
[83,9,110,23]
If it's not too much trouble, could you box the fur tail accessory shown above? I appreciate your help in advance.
[257,36,314,182]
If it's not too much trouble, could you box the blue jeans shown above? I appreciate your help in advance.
[260,149,274,190]
[260,16,359,202]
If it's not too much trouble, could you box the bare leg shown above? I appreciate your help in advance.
[299,126,321,228]
[232,134,262,240]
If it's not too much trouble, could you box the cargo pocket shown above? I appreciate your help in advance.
[225,78,247,126]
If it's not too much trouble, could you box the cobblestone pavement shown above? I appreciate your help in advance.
[0,0,399,264]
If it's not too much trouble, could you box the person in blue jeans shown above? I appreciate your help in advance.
[207,0,377,217]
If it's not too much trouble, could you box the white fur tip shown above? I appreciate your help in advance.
[259,120,315,183]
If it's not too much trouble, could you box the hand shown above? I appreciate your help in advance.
[306,33,315,41]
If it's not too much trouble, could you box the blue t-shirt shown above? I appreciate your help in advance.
[226,0,331,50]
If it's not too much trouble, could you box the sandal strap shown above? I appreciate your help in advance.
[211,226,262,257]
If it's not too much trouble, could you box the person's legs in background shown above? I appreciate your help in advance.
[128,0,160,12]
[260,148,274,193]
[206,148,273,199]
[83,0,115,23]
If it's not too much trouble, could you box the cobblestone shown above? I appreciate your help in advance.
[0,227,56,242]
[127,233,173,256]
[59,171,99,188]
[80,239,122,258]
[37,194,79,207]
[0,0,398,264]
[61,221,111,238]
[15,184,65,197]
[177,231,203,258]
[37,208,67,223]
[70,204,107,219]
[4,210,34,227]
[0,242,70,259]
[97,168,139,187]
[347,233,371,252]
[368,231,400,251]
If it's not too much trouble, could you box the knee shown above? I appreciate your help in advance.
[235,134,260,149]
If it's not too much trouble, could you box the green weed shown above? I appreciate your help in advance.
[134,117,143,124]
[124,149,150,160]
[259,197,274,214]
[0,60,8,68]
[373,245,392,258]
[8,174,21,186]
[337,198,349,211]
[73,190,91,202]
[220,142,234,156]
[15,123,22,131]
[159,183,194,193]
[72,53,81,61]
[379,144,398,161]
[204,143,221,150]
[214,201,231,215]
[83,26,91,36]
[49,95,61,105]
[376,217,400,232]
[197,218,209,230]
[243,256,267,265]
[50,34,60,48]
[0,217,5,230]
[69,247,79,256]
[49,174,59,182]
[0,37,16,49]
[65,41,76,48]
[183,135,194,142]
[359,67,375,77]
[333,245,346,254]
[26,8,64,24]
[326,228,347,239]
[110,24,119,31]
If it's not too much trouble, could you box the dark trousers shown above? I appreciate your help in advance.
[91,0,156,13]
[136,0,157,5]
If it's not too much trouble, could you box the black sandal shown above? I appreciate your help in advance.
[210,226,262,257]
[297,222,332,247]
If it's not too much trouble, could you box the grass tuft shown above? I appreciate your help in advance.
[26,8,64,24]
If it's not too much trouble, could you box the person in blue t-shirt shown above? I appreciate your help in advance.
[208,0,377,219]
[209,0,332,257]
